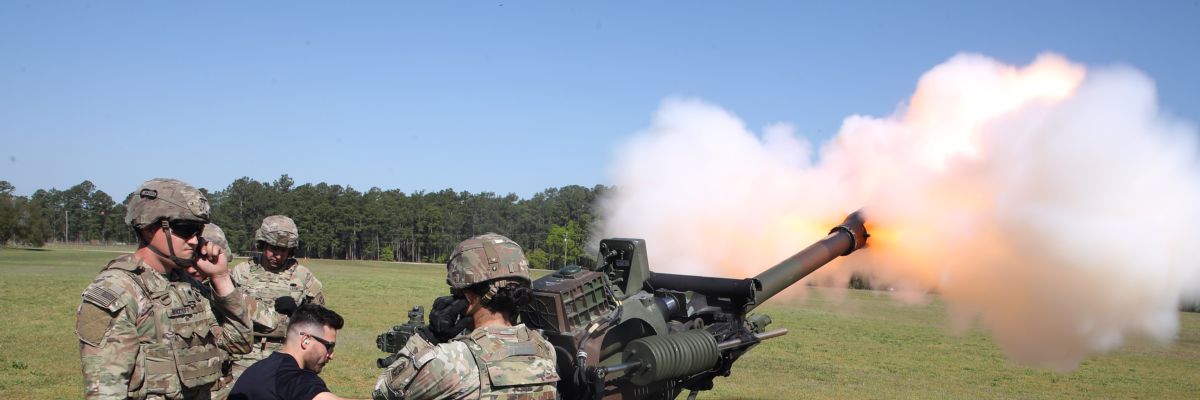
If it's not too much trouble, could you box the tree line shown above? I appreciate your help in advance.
[4,177,1200,310]
[0,176,603,269]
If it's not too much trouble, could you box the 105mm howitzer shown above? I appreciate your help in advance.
[375,211,868,399]
[521,211,868,399]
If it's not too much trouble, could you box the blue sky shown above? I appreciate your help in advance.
[2,1,1197,197]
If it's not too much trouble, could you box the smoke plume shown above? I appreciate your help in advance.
[597,53,1200,371]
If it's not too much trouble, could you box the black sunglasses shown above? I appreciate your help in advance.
[305,333,336,353]
[167,220,205,239]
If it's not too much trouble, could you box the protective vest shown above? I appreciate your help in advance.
[460,325,560,400]
[236,257,322,338]
[101,255,224,397]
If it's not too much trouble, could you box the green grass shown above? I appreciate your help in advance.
[40,242,138,253]
[1,247,1197,399]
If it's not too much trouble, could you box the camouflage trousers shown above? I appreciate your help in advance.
[208,371,236,400]
[143,385,214,400]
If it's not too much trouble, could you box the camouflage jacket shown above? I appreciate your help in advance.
[230,256,324,339]
[373,324,559,400]
[75,254,253,400]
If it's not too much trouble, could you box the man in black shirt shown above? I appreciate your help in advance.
[230,304,353,400]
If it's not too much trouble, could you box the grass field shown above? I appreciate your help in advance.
[1,247,1197,399]
[40,243,138,253]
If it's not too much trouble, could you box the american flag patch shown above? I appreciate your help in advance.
[82,286,120,309]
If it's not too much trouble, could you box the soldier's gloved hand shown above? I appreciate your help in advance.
[428,295,472,342]
[430,295,457,315]
[274,296,298,315]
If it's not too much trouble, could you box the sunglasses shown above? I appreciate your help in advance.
[167,220,205,239]
[305,333,336,353]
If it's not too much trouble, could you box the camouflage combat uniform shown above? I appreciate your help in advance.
[372,324,559,400]
[373,233,559,400]
[75,179,254,400]
[228,215,325,378]
[77,256,254,399]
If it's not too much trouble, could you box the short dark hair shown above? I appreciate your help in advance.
[288,304,344,334]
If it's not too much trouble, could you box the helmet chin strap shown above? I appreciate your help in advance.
[146,219,198,268]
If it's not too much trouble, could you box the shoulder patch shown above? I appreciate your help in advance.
[388,357,410,378]
[379,352,422,397]
[82,286,123,312]
[414,345,441,366]
[76,302,117,347]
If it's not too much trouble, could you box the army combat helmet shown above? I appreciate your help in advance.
[125,178,211,267]
[255,215,299,250]
[202,223,233,258]
[447,233,531,291]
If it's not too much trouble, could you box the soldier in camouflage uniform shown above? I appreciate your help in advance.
[228,215,325,383]
[373,233,559,400]
[75,178,254,399]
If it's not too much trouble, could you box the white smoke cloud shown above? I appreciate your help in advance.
[597,53,1200,371]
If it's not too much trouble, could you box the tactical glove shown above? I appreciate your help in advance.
[274,296,298,315]
[428,295,473,343]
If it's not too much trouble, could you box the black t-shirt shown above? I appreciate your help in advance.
[229,352,329,400]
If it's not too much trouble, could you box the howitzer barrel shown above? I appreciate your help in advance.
[751,211,868,308]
